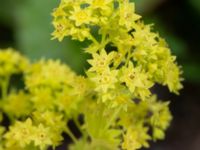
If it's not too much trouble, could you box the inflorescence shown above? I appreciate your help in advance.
[0,0,183,150]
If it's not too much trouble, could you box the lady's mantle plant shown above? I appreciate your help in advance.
[0,0,183,150]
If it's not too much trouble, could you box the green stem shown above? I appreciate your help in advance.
[65,126,78,143]
[105,106,122,129]
[101,33,106,44]
[125,50,131,67]
[1,76,9,99]
[89,34,99,45]
[74,117,84,135]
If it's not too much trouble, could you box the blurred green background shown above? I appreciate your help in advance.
[0,0,200,150]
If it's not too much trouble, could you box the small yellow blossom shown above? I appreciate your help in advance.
[87,49,115,73]
[91,68,118,93]
[89,0,112,9]
[120,62,153,99]
[52,18,73,41]
[70,26,90,41]
[32,124,52,150]
[70,6,92,26]
[0,48,29,77]
[4,118,34,148]
[1,91,32,118]
[119,1,141,29]
[122,126,151,150]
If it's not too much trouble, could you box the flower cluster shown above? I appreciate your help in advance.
[51,0,182,149]
[0,48,28,78]
[0,50,89,150]
[52,0,182,107]
[0,0,182,150]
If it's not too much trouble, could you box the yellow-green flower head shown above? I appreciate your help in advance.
[120,62,153,100]
[25,59,75,90]
[1,91,32,118]
[0,0,184,150]
[131,23,183,94]
[89,0,113,10]
[69,6,92,26]
[0,48,29,77]
[4,118,34,148]
[91,67,118,93]
[52,0,183,107]
[32,111,65,147]
[32,124,53,150]
[117,95,173,149]
[118,1,141,30]
[87,49,115,73]
[52,0,140,42]
[122,126,150,150]
[5,118,54,150]
[52,0,93,41]
[30,88,55,111]
[147,96,172,140]
[33,111,65,132]
[52,18,73,42]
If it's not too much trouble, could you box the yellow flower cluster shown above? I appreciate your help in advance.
[0,48,28,78]
[0,48,28,99]
[25,59,89,115]
[25,59,75,90]
[0,0,183,150]
[4,118,52,150]
[0,50,89,150]
[52,0,182,107]
[51,0,182,149]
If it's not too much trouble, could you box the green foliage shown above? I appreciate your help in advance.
[0,0,182,150]
[190,0,200,13]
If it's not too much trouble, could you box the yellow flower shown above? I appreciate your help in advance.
[91,68,118,93]
[33,111,65,147]
[119,1,141,29]
[70,6,92,26]
[32,124,52,150]
[0,48,29,77]
[120,62,153,99]
[89,0,112,9]
[69,26,90,41]
[1,91,32,118]
[52,18,73,41]
[31,88,55,111]
[164,62,183,94]
[4,118,34,148]
[122,126,150,150]
[87,49,115,73]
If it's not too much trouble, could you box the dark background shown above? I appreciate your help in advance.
[0,0,200,150]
